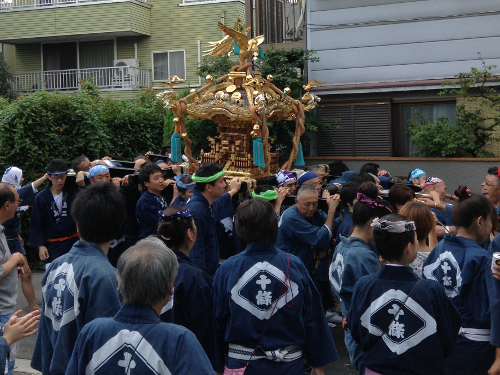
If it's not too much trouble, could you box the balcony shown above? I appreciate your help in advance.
[0,0,151,44]
[12,66,151,92]
[0,0,146,11]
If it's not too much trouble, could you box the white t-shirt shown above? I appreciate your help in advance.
[53,192,63,213]
[410,252,430,278]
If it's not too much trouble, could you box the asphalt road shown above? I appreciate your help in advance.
[13,269,356,375]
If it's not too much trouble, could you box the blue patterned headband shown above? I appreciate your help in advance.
[46,168,68,176]
[409,168,426,180]
[174,174,195,189]
[87,165,109,179]
[158,208,192,222]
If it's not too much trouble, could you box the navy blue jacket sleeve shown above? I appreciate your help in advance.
[190,215,209,272]
[18,184,36,206]
[135,196,161,239]
[0,337,7,375]
[212,193,234,222]
[286,212,331,249]
[29,193,47,248]
[486,255,500,347]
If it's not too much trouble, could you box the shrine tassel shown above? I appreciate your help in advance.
[171,133,182,163]
[253,137,265,169]
[234,38,240,55]
[295,140,305,167]
[258,46,265,60]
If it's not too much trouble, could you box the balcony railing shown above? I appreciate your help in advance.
[0,0,146,11]
[12,66,151,92]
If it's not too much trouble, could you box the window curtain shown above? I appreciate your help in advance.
[79,40,114,69]
[169,51,185,80]
[153,52,169,81]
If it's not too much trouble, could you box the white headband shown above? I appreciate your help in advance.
[371,217,416,233]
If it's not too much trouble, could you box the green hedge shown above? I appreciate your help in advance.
[0,87,166,267]
[0,88,165,183]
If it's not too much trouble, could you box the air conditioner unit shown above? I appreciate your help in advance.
[114,59,139,67]
[113,59,139,87]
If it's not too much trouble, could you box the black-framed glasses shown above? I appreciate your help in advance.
[49,174,67,181]
[482,180,499,187]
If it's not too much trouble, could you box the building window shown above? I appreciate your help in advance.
[393,102,456,157]
[152,51,186,81]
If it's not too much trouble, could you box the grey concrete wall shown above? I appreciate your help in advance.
[305,158,500,195]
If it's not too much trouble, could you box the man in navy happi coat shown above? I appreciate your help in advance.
[136,164,169,239]
[66,237,214,375]
[187,163,240,276]
[29,160,79,265]
[31,183,126,375]
[213,198,338,375]
[276,185,339,275]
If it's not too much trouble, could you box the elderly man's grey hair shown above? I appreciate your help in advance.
[117,236,178,306]
[297,184,318,199]
[308,165,325,173]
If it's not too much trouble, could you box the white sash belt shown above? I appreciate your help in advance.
[109,238,125,249]
[459,327,491,342]
[228,343,302,362]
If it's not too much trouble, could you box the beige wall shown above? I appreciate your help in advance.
[458,97,500,157]
[114,0,244,87]
[0,1,151,42]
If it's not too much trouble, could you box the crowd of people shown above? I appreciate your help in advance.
[0,155,498,375]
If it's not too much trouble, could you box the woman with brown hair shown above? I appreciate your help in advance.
[399,201,437,277]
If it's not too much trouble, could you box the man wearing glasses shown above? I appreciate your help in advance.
[29,159,78,269]
[297,171,324,196]
[0,183,27,375]
[309,165,327,184]
[483,168,500,215]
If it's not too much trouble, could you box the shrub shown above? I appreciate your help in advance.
[0,90,110,182]
[198,55,235,80]
[102,88,165,159]
[408,57,500,157]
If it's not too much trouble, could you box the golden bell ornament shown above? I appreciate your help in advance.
[253,124,260,131]
[181,133,188,139]
[267,75,274,82]
[206,75,214,83]
[250,131,257,137]
[190,88,196,93]
[284,87,291,95]
[173,117,180,124]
